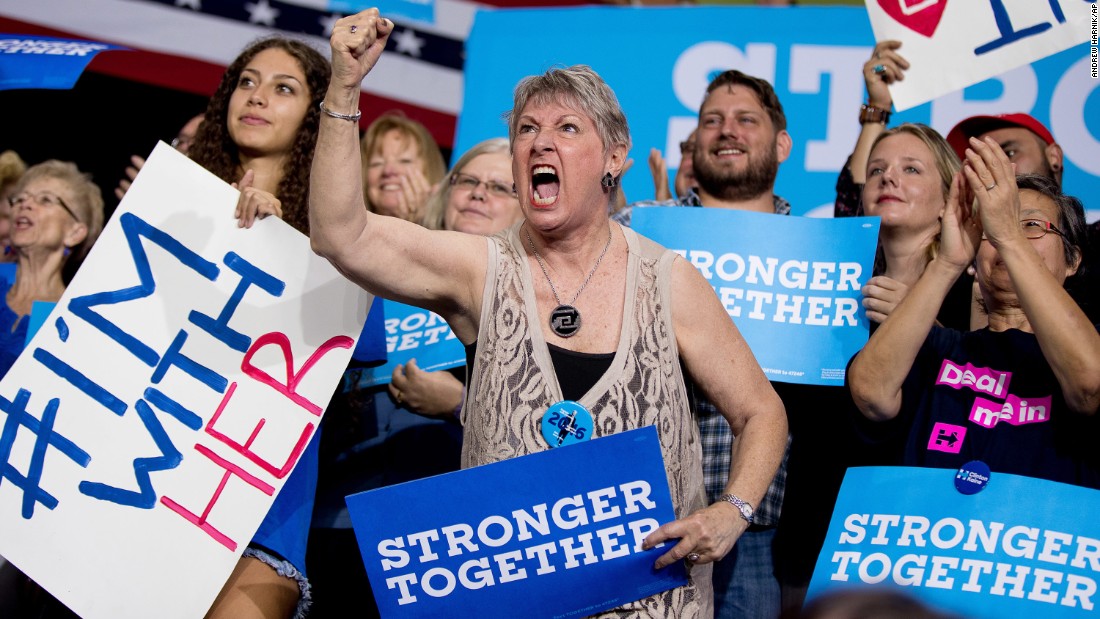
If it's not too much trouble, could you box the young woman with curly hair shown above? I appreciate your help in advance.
[189,35,331,619]
[189,35,330,235]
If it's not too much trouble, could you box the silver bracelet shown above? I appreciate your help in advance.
[319,100,362,122]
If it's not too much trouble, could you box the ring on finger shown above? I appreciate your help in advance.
[985,182,996,191]
[350,24,358,33]
[873,64,886,75]
[687,552,701,563]
[395,391,403,403]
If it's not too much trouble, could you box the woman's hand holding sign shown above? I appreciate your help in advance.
[642,501,749,569]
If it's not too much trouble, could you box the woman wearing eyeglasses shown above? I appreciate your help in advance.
[0,161,104,377]
[421,137,522,235]
[383,138,524,420]
[0,160,102,619]
[848,139,1100,488]
[306,139,522,614]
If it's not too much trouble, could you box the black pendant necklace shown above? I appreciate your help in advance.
[526,225,613,338]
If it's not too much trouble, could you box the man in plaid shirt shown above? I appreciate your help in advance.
[618,69,795,619]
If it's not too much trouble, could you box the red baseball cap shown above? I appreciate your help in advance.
[946,113,1055,160]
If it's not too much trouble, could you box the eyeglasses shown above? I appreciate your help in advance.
[1020,218,1064,239]
[679,140,695,155]
[9,191,80,222]
[981,219,1065,241]
[450,173,516,199]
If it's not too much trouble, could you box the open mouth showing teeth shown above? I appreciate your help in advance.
[531,165,559,206]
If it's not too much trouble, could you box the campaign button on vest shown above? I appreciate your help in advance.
[540,400,593,448]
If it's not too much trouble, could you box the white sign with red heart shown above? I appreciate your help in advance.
[865,0,1091,111]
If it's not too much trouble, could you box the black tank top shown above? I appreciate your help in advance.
[464,342,613,402]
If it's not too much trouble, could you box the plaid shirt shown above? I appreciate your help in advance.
[696,397,789,527]
[617,190,793,527]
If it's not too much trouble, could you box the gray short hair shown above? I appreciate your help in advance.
[505,65,631,156]
[421,137,511,231]
[1015,173,1085,267]
[16,160,104,250]
[15,160,105,281]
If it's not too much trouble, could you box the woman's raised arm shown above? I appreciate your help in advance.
[309,9,484,340]
[849,172,980,421]
[964,137,1100,415]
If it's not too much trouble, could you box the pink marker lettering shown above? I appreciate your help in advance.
[936,360,1011,398]
[205,332,352,478]
[161,444,276,551]
[206,381,315,479]
[241,332,354,416]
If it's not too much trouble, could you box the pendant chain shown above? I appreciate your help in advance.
[526,224,613,308]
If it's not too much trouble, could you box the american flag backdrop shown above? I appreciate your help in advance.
[0,0,589,147]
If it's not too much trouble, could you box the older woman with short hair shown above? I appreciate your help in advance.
[420,137,521,234]
[1,160,104,375]
[849,137,1100,487]
[391,137,521,418]
[310,10,787,616]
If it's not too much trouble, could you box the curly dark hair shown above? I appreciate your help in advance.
[188,36,330,234]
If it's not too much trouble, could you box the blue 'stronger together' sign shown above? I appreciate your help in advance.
[0,35,127,90]
[808,466,1100,618]
[346,426,687,618]
[354,298,464,388]
[633,207,879,386]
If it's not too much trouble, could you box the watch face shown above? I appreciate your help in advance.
[739,504,752,517]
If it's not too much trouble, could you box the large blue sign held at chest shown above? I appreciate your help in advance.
[346,426,688,618]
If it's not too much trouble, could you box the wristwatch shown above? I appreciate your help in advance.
[718,493,754,525]
[859,103,891,125]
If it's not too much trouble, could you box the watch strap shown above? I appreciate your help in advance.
[859,103,891,125]
[718,493,754,524]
